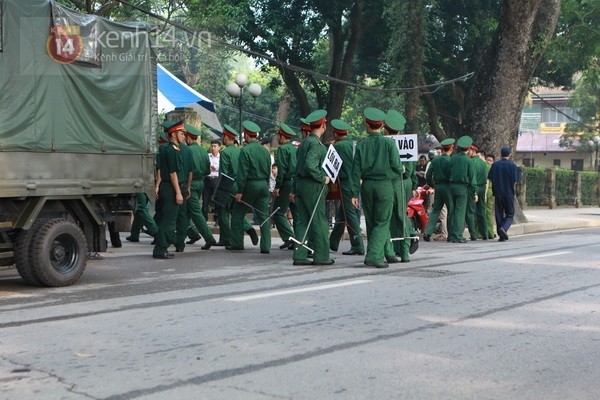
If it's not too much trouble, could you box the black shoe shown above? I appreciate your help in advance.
[364,261,389,269]
[279,239,294,250]
[307,253,313,258]
[401,259,410,263]
[454,238,468,243]
[213,241,228,246]
[498,237,507,242]
[482,237,488,241]
[293,259,313,266]
[470,237,478,241]
[151,239,156,245]
[423,234,431,242]
[153,252,174,259]
[342,249,364,255]
[187,236,201,245]
[201,239,217,250]
[313,259,335,266]
[246,228,259,245]
[261,249,270,254]
[385,256,399,263]
[225,246,244,251]
[175,247,185,252]
[409,238,419,254]
[126,236,139,243]
[498,228,509,241]
[288,243,295,250]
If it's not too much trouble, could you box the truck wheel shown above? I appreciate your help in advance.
[30,219,87,287]
[14,219,49,286]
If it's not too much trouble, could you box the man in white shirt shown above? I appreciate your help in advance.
[203,140,221,224]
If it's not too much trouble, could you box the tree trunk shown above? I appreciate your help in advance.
[403,0,425,135]
[278,65,311,117]
[463,0,561,223]
[463,0,561,156]
[276,88,292,124]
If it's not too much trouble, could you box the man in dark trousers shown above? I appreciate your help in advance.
[488,146,521,241]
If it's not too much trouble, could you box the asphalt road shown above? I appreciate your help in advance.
[1,228,599,400]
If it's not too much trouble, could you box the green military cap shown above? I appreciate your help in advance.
[242,120,261,136]
[158,131,168,144]
[331,119,351,136]
[384,111,406,133]
[363,107,386,125]
[456,135,473,149]
[440,138,455,146]
[184,123,202,138]
[162,120,176,130]
[299,118,311,131]
[278,122,295,138]
[305,109,328,127]
[222,124,238,140]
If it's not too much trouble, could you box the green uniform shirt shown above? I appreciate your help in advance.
[235,140,271,194]
[187,142,211,181]
[159,142,183,184]
[351,133,403,197]
[178,143,193,184]
[426,154,452,186]
[334,136,354,180]
[450,152,476,195]
[403,161,418,190]
[275,141,297,189]
[218,143,241,193]
[472,156,488,189]
[295,134,327,185]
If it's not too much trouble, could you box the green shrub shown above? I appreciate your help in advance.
[555,169,575,206]
[581,172,599,205]
[524,167,547,206]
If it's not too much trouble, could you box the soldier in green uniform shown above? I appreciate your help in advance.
[229,121,272,253]
[183,124,217,250]
[272,123,298,250]
[466,144,489,240]
[172,126,194,253]
[152,123,175,244]
[214,125,257,247]
[484,153,497,239]
[328,119,365,256]
[383,111,416,263]
[423,138,455,242]
[152,121,186,259]
[292,109,334,266]
[351,108,403,268]
[449,135,476,243]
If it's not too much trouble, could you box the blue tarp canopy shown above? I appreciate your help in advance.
[157,63,222,136]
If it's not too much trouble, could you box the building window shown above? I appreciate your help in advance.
[571,159,583,171]
[553,159,561,167]
[523,158,534,167]
[541,105,579,125]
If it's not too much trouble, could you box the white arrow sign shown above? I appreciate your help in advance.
[388,134,419,162]
[322,144,343,183]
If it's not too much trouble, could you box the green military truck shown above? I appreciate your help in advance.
[0,0,156,286]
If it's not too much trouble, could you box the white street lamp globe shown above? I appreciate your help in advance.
[593,135,600,144]
[226,82,241,98]
[235,73,248,88]
[248,83,262,98]
[589,140,594,147]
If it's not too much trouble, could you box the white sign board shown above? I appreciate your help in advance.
[322,144,343,183]
[388,134,419,162]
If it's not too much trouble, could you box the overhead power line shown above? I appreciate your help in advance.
[114,0,474,94]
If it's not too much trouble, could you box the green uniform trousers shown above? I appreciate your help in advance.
[424,183,453,237]
[272,179,297,243]
[153,183,180,256]
[467,186,488,239]
[485,186,496,238]
[293,179,330,263]
[215,189,252,246]
[362,179,394,265]
[329,180,364,253]
[174,185,190,251]
[450,183,468,242]
[230,180,271,252]
[186,179,215,243]
[129,193,158,240]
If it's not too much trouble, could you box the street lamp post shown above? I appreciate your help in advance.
[588,135,600,172]
[226,73,262,143]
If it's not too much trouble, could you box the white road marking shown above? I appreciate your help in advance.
[226,279,373,302]
[513,251,572,261]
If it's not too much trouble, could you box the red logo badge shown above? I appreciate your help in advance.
[46,25,83,64]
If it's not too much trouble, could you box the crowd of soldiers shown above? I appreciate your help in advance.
[127,106,510,268]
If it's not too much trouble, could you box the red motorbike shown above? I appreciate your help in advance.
[406,185,429,233]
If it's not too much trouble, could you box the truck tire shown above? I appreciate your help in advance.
[30,219,87,287]
[14,219,49,286]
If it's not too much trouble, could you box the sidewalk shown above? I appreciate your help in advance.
[512,206,600,236]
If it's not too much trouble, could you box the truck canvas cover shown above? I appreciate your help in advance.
[0,0,156,155]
